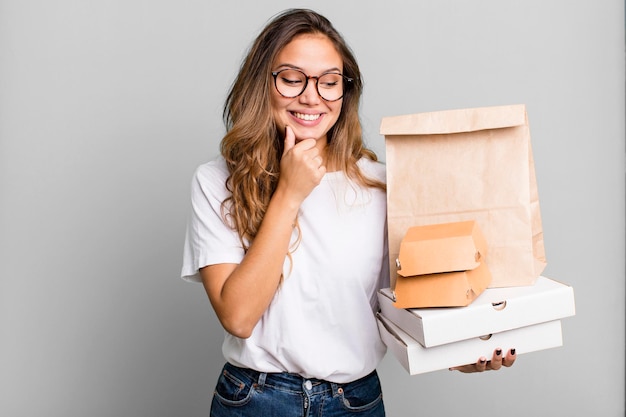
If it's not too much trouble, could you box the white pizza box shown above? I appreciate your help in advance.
[377,312,563,375]
[378,276,575,348]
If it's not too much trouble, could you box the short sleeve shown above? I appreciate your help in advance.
[180,158,245,283]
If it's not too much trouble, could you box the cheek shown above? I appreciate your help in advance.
[270,99,287,128]
[328,101,343,122]
[270,93,292,117]
[269,92,281,113]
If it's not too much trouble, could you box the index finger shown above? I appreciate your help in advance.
[283,126,295,155]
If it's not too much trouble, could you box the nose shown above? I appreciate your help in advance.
[299,77,321,105]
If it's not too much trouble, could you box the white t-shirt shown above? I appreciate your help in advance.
[181,156,388,383]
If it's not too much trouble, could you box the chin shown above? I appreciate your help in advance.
[293,126,330,142]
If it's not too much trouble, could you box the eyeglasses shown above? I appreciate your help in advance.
[271,69,352,102]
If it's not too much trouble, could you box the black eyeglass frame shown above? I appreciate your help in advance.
[271,69,353,102]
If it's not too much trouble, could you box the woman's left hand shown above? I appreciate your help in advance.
[449,348,516,373]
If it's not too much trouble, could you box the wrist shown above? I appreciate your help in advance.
[270,183,304,215]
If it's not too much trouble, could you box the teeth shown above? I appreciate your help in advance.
[293,112,320,121]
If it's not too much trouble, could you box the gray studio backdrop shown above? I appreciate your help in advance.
[1,1,624,416]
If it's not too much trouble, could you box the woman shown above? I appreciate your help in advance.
[181,8,514,416]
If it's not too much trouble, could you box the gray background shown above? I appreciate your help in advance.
[1,0,624,416]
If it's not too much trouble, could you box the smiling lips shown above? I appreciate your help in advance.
[292,111,321,121]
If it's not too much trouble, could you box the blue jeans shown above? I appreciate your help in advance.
[210,362,385,416]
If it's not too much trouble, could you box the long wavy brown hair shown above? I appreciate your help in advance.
[221,8,385,250]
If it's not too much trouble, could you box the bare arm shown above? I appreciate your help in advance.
[201,127,326,338]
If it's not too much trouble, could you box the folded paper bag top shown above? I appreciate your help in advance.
[379,104,527,135]
[393,220,492,308]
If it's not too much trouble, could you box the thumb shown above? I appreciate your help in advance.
[283,126,295,155]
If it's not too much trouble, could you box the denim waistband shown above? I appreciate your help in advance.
[224,362,377,396]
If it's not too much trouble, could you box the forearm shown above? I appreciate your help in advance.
[203,186,300,338]
[204,130,325,338]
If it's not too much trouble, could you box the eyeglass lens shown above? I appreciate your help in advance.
[274,69,345,101]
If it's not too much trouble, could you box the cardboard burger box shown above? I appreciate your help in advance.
[378,276,575,348]
[377,313,565,375]
[394,220,492,308]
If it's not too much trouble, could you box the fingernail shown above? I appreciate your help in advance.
[495,348,502,356]
[479,358,487,364]
[510,348,516,355]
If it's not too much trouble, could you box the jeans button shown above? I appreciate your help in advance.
[304,380,312,390]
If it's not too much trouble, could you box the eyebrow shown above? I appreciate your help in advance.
[274,63,343,74]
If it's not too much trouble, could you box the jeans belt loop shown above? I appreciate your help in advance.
[257,371,267,389]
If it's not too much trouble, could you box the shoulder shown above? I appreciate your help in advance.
[190,156,230,200]
[357,157,386,184]
[194,156,229,183]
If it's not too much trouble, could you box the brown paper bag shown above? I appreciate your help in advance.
[381,104,546,288]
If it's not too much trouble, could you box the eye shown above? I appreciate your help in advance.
[278,70,305,85]
[320,80,339,88]
[319,74,342,89]
[280,76,303,85]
